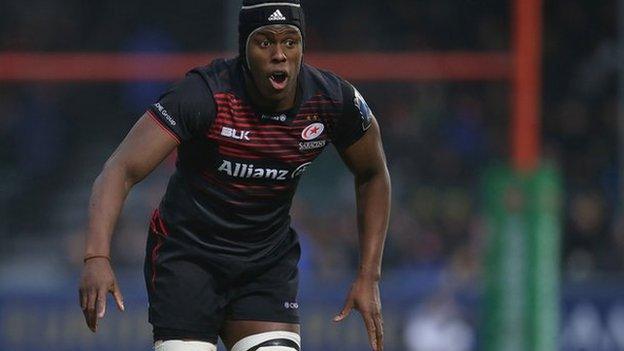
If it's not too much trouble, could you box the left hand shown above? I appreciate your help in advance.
[333,276,384,351]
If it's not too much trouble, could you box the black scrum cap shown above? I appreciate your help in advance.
[239,0,306,59]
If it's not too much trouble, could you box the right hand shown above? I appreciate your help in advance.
[78,257,125,332]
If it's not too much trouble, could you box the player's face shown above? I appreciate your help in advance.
[246,25,303,104]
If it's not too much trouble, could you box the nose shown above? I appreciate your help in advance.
[271,44,287,63]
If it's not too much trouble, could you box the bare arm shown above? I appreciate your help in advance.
[333,117,391,351]
[340,117,391,281]
[79,112,178,332]
[84,113,178,257]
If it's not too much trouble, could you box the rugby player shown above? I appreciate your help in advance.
[78,1,391,350]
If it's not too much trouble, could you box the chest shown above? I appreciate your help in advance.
[205,93,341,167]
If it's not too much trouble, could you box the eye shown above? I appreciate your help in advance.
[284,39,298,48]
[259,39,271,48]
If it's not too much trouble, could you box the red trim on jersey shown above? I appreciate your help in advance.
[150,235,163,292]
[210,130,303,138]
[146,110,182,144]
[149,209,169,292]
[149,211,157,230]
[158,213,169,235]
[149,208,170,234]
[218,147,320,162]
[209,137,301,148]
[212,118,310,130]
[201,172,293,197]
[206,134,300,143]
[213,102,254,112]
[298,108,342,115]
[215,143,303,151]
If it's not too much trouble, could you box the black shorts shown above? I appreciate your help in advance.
[143,227,301,344]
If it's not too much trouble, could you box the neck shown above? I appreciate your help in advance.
[243,69,298,112]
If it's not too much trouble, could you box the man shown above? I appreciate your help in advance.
[78,1,391,350]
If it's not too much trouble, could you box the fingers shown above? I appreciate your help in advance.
[79,261,121,333]
[333,299,354,322]
[96,289,107,319]
[79,288,87,310]
[112,283,125,312]
[81,284,124,333]
[363,314,378,351]
[374,313,384,351]
[84,289,97,332]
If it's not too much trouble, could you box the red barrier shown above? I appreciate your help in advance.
[0,52,511,82]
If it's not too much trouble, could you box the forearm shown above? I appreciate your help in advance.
[84,163,136,257]
[355,169,391,281]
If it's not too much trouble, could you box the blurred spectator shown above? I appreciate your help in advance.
[404,294,475,351]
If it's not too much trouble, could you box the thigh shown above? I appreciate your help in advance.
[221,242,301,349]
[144,228,227,344]
[225,242,301,323]
[220,320,300,350]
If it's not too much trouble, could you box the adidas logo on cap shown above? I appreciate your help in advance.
[268,9,287,21]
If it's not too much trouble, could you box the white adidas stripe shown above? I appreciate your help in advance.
[241,2,301,10]
[268,9,286,20]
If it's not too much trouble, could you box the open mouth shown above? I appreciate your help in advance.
[268,71,289,90]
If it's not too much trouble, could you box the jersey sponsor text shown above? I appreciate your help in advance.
[154,103,177,126]
[261,113,287,122]
[221,126,251,141]
[299,140,326,151]
[218,160,289,180]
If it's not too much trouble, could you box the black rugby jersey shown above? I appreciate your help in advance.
[146,57,373,260]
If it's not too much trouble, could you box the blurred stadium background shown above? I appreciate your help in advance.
[0,0,622,350]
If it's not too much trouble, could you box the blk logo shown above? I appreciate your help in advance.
[221,126,250,141]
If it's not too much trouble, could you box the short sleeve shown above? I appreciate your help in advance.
[332,81,374,150]
[147,72,216,143]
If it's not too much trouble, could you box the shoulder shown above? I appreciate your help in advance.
[189,57,242,95]
[301,63,351,103]
[168,70,210,100]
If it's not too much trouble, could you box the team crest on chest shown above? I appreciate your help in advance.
[299,122,326,152]
[301,123,324,141]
